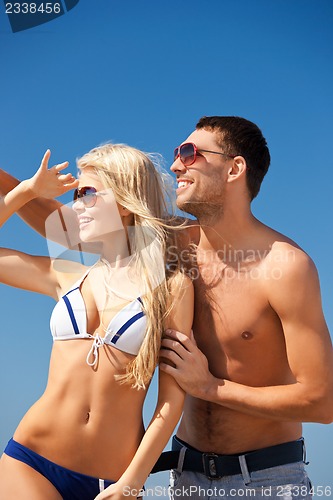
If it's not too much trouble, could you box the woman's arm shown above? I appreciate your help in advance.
[0,166,60,237]
[0,150,78,298]
[96,275,194,499]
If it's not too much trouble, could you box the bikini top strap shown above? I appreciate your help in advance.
[63,260,100,296]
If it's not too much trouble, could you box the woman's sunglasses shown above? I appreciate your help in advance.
[174,142,236,167]
[73,186,98,208]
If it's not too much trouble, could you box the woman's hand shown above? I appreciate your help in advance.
[27,149,78,199]
[94,481,141,500]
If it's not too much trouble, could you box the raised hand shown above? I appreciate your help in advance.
[28,149,78,199]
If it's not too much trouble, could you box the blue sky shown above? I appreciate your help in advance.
[0,0,332,493]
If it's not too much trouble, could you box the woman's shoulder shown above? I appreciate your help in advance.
[168,271,194,302]
[52,259,91,294]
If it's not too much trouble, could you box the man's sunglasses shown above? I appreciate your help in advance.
[174,142,236,167]
[73,186,98,208]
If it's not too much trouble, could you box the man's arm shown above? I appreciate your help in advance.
[160,246,333,424]
[0,166,71,237]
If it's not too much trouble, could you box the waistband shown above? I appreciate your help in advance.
[151,436,305,479]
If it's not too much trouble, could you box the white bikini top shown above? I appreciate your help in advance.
[50,266,147,366]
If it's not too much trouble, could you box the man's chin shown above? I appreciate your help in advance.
[176,199,198,217]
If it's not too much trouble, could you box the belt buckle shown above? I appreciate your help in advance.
[202,453,221,480]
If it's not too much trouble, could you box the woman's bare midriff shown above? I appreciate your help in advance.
[13,340,147,480]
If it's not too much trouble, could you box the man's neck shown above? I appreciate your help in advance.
[197,208,259,253]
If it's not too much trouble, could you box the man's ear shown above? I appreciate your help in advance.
[227,156,247,182]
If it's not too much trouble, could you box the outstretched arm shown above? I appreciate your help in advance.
[95,275,194,500]
[0,153,77,237]
[0,151,79,297]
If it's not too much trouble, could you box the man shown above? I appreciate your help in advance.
[156,116,333,498]
[1,117,333,498]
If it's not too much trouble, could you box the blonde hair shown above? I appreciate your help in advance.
[77,143,182,389]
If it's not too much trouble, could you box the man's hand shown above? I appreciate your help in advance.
[159,329,217,399]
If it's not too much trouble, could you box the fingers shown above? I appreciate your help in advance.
[61,181,79,193]
[30,150,79,199]
[53,161,69,174]
[40,149,51,170]
[161,337,187,357]
[159,361,177,375]
[164,329,195,351]
[49,158,78,191]
[57,176,79,195]
[160,349,184,367]
[190,329,197,345]
[51,167,77,189]
[57,173,77,184]
[41,150,69,178]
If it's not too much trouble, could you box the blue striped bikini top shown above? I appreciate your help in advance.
[50,266,146,366]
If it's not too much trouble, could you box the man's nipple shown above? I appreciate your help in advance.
[241,331,253,340]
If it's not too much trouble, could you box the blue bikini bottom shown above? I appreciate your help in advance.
[4,438,115,500]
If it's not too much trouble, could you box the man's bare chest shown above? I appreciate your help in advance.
[191,263,285,379]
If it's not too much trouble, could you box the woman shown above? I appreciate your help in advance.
[0,144,194,499]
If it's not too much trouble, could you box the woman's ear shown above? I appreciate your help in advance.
[120,206,135,227]
[120,206,132,217]
[227,156,247,182]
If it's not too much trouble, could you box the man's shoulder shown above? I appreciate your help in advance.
[261,231,317,288]
[257,222,305,260]
[260,233,322,319]
[267,232,311,265]
[251,222,316,279]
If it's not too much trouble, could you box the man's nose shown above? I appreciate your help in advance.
[170,157,186,173]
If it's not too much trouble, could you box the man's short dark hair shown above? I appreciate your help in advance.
[196,116,271,200]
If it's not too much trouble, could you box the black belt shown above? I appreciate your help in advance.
[151,437,304,479]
